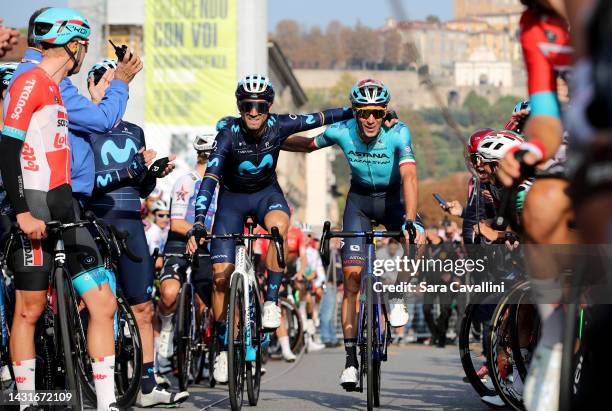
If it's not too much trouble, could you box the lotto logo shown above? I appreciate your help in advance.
[54,132,68,149]
[22,142,39,172]
[93,373,107,380]
[15,376,27,383]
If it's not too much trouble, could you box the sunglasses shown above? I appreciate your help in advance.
[354,107,387,119]
[155,213,169,219]
[238,100,270,114]
[469,153,483,166]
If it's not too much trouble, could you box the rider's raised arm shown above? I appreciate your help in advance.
[194,129,230,225]
[396,124,418,221]
[282,123,342,153]
[277,107,353,138]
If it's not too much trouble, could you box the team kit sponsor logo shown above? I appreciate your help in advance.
[10,79,36,120]
[21,235,43,267]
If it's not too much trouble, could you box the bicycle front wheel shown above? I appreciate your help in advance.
[55,267,83,410]
[228,274,246,411]
[246,293,262,406]
[366,273,374,411]
[176,283,194,391]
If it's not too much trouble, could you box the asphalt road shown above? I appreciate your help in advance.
[132,343,491,411]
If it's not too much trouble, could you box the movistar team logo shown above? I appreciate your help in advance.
[231,124,240,133]
[195,196,207,210]
[208,158,219,168]
[305,114,316,125]
[238,154,273,175]
[101,139,138,166]
[268,204,282,210]
[96,173,113,188]
[347,150,389,159]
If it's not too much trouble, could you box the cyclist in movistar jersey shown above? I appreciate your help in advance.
[282,78,426,389]
[85,58,187,407]
[158,132,219,382]
[187,74,354,382]
[0,9,119,411]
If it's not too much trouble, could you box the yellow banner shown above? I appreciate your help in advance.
[144,0,237,125]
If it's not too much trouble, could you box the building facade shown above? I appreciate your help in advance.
[454,0,523,19]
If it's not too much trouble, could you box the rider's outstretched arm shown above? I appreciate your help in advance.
[282,123,341,153]
[193,129,230,225]
[277,107,353,138]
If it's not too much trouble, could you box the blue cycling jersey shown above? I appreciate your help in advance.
[313,120,416,192]
[194,108,353,221]
[87,121,155,217]
[5,48,129,196]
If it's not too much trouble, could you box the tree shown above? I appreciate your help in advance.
[426,15,441,24]
[325,20,349,69]
[274,20,303,67]
[347,22,380,69]
[382,29,402,68]
[401,42,419,66]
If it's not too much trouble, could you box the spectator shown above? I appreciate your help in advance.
[320,236,342,347]
[142,187,163,230]
[0,20,19,58]
[145,200,169,266]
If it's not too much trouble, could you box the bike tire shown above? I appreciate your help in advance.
[280,297,304,354]
[246,294,262,406]
[55,267,83,410]
[488,281,530,411]
[207,332,217,388]
[228,274,245,411]
[366,273,374,411]
[458,304,496,397]
[176,283,194,391]
[509,290,539,383]
[114,290,143,408]
[372,304,381,407]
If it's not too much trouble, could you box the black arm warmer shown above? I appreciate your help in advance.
[0,135,28,214]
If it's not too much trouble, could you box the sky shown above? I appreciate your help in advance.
[3,0,453,30]
[267,0,453,31]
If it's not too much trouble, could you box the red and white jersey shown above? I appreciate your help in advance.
[2,67,71,192]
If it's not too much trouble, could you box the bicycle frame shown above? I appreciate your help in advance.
[226,242,263,362]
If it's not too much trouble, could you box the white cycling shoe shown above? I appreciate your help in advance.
[213,351,229,384]
[262,301,281,329]
[340,366,358,390]
[388,299,409,327]
[136,387,189,408]
[523,342,562,411]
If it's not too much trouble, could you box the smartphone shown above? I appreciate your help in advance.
[108,39,128,62]
[432,193,449,210]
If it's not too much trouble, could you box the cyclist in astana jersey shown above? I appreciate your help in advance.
[0,9,119,411]
[158,133,220,382]
[84,58,187,408]
[282,79,426,390]
[187,74,354,382]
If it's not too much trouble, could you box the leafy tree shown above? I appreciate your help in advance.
[426,15,441,24]
[381,29,402,68]
[274,20,303,66]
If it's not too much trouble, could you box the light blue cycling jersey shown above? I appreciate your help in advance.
[313,119,416,192]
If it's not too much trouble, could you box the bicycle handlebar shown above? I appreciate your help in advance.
[319,220,405,266]
[202,226,286,269]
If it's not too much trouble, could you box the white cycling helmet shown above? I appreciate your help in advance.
[477,130,524,163]
[152,200,169,214]
[193,132,216,152]
[235,74,275,102]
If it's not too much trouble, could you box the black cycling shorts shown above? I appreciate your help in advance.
[161,241,213,307]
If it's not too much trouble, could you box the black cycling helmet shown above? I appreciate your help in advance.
[235,74,275,103]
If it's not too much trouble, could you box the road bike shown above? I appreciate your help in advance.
[319,221,414,410]
[201,217,285,411]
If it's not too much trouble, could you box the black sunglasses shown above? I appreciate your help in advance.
[354,108,386,119]
[238,100,270,114]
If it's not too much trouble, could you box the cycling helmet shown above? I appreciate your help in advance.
[350,79,390,106]
[299,223,312,234]
[193,132,216,152]
[152,200,169,214]
[33,8,91,45]
[467,128,494,154]
[0,62,18,91]
[235,74,275,102]
[88,58,117,85]
[477,130,524,163]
